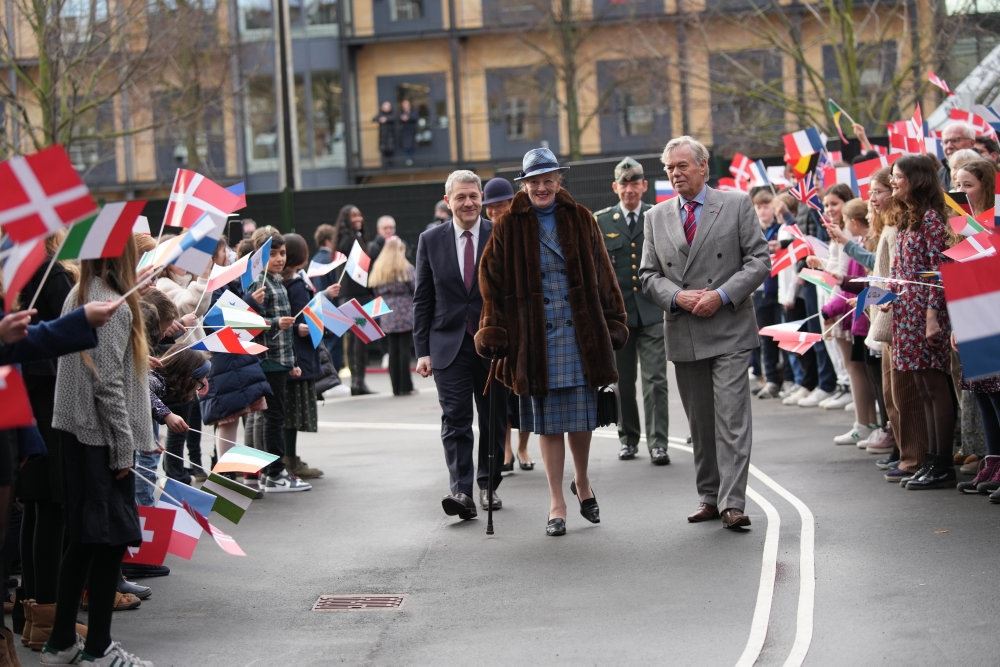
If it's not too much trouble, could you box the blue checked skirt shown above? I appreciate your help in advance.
[519,386,598,435]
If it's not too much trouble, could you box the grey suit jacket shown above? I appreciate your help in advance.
[639,187,770,362]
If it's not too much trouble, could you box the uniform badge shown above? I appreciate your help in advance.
[605,232,620,239]
[612,213,620,220]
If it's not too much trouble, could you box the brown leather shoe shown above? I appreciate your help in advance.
[722,508,751,529]
[687,503,720,523]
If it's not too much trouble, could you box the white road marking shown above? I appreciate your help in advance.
[317,420,814,665]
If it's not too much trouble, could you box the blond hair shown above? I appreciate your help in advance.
[368,237,412,287]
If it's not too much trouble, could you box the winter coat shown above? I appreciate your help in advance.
[372,267,415,333]
[285,273,321,381]
[337,230,372,303]
[475,189,628,396]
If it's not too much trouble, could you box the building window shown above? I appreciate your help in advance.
[375,72,450,167]
[596,59,670,152]
[309,72,345,165]
[618,91,655,137]
[59,0,109,41]
[306,0,337,27]
[390,0,422,20]
[67,101,117,183]
[238,0,273,34]
[709,49,783,157]
[246,75,278,169]
[486,66,559,159]
[503,98,532,141]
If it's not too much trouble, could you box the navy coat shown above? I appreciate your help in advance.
[285,274,320,381]
[199,285,272,425]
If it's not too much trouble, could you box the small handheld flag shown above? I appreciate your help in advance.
[301,294,326,348]
[58,200,147,261]
[943,231,995,263]
[654,180,677,202]
[307,254,347,277]
[1,236,47,311]
[0,366,35,429]
[242,237,271,290]
[339,297,386,343]
[854,286,897,321]
[362,296,393,318]
[942,252,1000,379]
[124,505,175,566]
[213,444,280,475]
[344,240,371,287]
[783,128,826,162]
[207,255,250,292]
[928,71,953,96]
[201,472,256,524]
[162,169,245,229]
[189,326,268,355]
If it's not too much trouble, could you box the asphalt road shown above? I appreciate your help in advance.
[20,369,1000,666]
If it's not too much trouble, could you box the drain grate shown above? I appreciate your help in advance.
[312,594,407,611]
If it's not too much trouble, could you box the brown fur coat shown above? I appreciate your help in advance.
[475,189,628,396]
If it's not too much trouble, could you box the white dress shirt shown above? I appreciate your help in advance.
[619,203,641,227]
[452,217,482,284]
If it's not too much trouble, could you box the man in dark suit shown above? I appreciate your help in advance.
[594,157,670,465]
[414,170,507,520]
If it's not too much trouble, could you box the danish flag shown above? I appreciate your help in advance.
[949,108,999,142]
[162,169,245,229]
[853,153,900,200]
[0,145,98,243]
[729,153,753,185]
[770,238,811,277]
[928,71,954,96]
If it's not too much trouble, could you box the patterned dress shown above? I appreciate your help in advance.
[518,206,598,435]
[890,209,951,373]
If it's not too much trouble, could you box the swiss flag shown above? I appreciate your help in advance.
[162,169,245,229]
[124,505,175,566]
[0,366,35,429]
[0,145,98,243]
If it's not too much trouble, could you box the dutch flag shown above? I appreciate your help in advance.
[942,253,1000,380]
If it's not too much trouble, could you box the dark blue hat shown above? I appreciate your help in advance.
[514,147,569,181]
[482,178,515,205]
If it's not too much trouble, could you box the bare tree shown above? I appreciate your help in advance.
[0,0,236,180]
[628,0,987,153]
[486,0,668,160]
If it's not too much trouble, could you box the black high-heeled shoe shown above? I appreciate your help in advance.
[546,517,566,536]
[570,480,600,524]
[501,457,515,473]
[517,456,535,471]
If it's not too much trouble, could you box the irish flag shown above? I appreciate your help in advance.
[213,444,279,475]
[201,472,256,524]
[190,326,268,355]
[344,240,371,286]
[942,252,1000,379]
[57,200,146,261]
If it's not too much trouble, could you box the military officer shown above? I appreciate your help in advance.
[594,157,671,465]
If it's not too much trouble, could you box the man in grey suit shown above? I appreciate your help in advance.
[639,136,769,530]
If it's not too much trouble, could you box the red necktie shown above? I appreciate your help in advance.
[683,201,698,246]
[462,230,474,292]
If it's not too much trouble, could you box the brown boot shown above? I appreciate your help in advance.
[19,600,33,647]
[292,456,324,479]
[26,602,53,651]
[0,627,21,666]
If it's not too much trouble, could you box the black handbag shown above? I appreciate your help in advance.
[595,384,621,427]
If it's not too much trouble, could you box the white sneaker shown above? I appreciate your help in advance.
[858,427,887,450]
[263,470,312,493]
[844,402,855,412]
[834,422,873,446]
[798,387,833,407]
[782,386,810,405]
[80,641,153,667]
[41,636,85,665]
[819,387,850,409]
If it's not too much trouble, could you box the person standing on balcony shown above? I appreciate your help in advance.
[374,100,396,167]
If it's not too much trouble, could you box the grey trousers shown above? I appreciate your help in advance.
[674,350,753,512]
[614,323,670,451]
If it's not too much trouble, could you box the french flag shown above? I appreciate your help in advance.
[654,180,677,202]
[782,128,826,162]
[942,252,1000,380]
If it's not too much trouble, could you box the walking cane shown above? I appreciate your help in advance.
[483,355,499,536]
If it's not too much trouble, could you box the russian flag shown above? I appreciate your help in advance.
[654,180,676,202]
[782,128,826,162]
[942,252,1000,379]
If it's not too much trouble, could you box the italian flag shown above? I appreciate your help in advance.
[57,200,146,261]
[212,444,279,475]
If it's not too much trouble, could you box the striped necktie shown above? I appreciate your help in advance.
[683,201,698,246]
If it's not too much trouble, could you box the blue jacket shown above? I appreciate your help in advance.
[285,274,321,381]
[199,285,272,425]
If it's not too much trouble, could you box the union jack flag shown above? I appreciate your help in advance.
[792,173,824,214]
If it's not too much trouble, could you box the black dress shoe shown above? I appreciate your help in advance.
[517,456,535,471]
[441,493,477,520]
[500,458,515,473]
[479,488,502,510]
[570,480,599,523]
[906,465,956,490]
[618,444,638,460]
[121,563,170,579]
[546,517,566,536]
[650,447,671,465]
[351,384,375,396]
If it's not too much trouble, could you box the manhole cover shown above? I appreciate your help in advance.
[312,595,407,611]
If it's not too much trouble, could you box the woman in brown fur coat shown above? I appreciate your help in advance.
[476,147,628,536]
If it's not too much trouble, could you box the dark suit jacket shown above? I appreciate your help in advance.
[413,217,492,370]
[595,201,662,328]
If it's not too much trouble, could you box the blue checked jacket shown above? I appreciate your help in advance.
[539,225,586,389]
